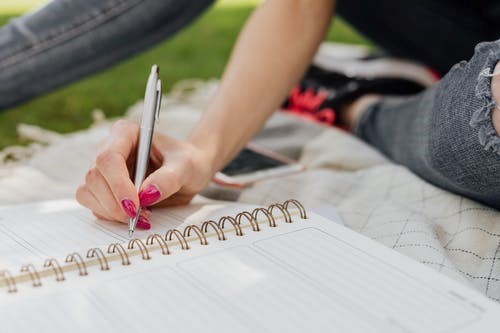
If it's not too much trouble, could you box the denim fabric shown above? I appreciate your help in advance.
[337,0,500,208]
[337,0,500,74]
[0,0,214,110]
[353,42,500,209]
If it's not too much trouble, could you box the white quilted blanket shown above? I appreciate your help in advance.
[2,80,500,301]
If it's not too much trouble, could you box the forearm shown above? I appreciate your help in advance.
[189,0,335,172]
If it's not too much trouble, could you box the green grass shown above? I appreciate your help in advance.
[0,0,48,13]
[0,2,367,149]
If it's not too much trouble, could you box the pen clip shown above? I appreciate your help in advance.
[154,79,162,123]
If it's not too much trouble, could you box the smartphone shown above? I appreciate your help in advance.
[213,144,304,188]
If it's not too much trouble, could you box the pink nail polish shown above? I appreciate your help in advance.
[136,216,151,230]
[120,199,137,218]
[139,184,161,207]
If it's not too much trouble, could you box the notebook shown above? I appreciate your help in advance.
[0,197,499,332]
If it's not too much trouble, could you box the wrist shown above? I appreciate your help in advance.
[188,126,222,176]
[187,98,244,175]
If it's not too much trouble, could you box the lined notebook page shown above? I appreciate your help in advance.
[1,212,499,332]
[0,198,254,270]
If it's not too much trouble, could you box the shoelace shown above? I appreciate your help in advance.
[284,86,336,125]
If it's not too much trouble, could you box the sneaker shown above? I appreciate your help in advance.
[281,42,440,127]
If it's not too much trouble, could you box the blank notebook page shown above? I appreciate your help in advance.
[1,211,499,332]
[0,198,254,270]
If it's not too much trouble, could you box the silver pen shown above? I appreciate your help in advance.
[128,65,162,237]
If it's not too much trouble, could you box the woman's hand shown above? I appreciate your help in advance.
[76,120,215,228]
[77,0,335,227]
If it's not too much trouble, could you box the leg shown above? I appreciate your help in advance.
[336,0,500,74]
[353,40,500,209]
[335,0,500,208]
[0,0,214,110]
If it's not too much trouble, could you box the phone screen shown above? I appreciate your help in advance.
[221,148,286,176]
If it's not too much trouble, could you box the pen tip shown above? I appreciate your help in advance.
[129,230,133,238]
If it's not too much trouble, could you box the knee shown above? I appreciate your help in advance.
[423,110,500,208]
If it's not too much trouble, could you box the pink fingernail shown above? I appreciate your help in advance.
[136,216,151,230]
[139,184,161,207]
[120,199,137,218]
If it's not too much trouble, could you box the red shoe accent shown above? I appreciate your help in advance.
[288,86,327,112]
[426,67,442,81]
[316,108,336,125]
[283,86,337,126]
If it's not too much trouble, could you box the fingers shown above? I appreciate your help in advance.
[77,119,165,227]
[79,120,211,223]
[76,185,112,221]
[77,119,141,223]
[139,183,162,207]
[139,164,183,207]
[95,150,138,214]
[95,120,140,218]
[101,119,139,158]
[137,138,211,208]
[157,192,196,207]
[84,167,129,221]
[76,182,152,229]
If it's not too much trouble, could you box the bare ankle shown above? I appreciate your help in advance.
[339,94,381,129]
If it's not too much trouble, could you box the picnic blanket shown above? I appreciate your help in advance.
[2,78,500,302]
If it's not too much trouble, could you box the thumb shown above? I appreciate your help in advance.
[138,165,183,207]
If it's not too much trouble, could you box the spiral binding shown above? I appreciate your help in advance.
[201,220,226,241]
[2,199,306,293]
[283,199,307,219]
[107,243,131,266]
[146,234,170,255]
[252,207,277,227]
[235,211,259,232]
[43,259,65,282]
[184,225,208,245]
[128,239,151,260]
[166,229,190,250]
[86,248,110,271]
[219,216,243,236]
[0,270,17,293]
[268,203,292,223]
[20,264,42,287]
[65,253,89,276]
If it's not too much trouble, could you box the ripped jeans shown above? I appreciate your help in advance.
[0,0,214,110]
[338,0,500,208]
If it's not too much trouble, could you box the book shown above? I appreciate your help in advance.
[0,198,499,332]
